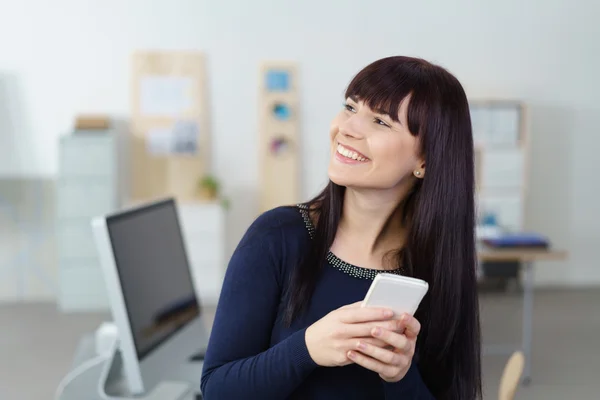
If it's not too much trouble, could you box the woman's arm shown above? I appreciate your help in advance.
[383,362,436,399]
[200,213,317,399]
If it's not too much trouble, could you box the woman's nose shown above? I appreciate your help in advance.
[339,116,365,140]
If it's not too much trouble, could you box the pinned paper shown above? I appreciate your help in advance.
[270,136,291,156]
[272,102,291,121]
[139,76,194,117]
[146,120,199,156]
[266,70,290,92]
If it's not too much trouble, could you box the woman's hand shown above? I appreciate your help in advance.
[346,313,421,382]
[305,301,403,367]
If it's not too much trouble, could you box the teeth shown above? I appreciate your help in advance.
[337,144,367,161]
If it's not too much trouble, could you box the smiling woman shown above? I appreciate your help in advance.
[201,56,481,400]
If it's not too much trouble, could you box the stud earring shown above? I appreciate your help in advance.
[414,171,421,176]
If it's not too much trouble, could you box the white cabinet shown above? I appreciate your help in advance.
[177,202,226,305]
[56,131,225,311]
[56,133,118,312]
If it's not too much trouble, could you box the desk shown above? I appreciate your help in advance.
[57,334,199,400]
[478,246,567,384]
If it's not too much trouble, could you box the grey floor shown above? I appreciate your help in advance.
[1,289,599,400]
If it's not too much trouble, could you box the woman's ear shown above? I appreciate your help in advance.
[413,161,425,179]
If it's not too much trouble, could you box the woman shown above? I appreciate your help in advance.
[201,56,482,399]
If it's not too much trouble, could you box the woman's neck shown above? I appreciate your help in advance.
[338,187,407,258]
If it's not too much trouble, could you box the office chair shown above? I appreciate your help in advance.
[498,351,525,400]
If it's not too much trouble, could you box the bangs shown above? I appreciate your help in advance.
[344,57,432,135]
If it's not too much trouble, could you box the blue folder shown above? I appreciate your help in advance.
[483,233,549,248]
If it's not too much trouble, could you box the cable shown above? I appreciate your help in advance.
[54,355,110,400]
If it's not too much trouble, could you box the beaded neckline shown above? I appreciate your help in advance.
[297,204,403,280]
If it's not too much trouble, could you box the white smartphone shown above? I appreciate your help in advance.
[362,273,429,317]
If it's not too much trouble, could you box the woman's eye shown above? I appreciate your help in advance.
[344,103,356,112]
[374,118,390,127]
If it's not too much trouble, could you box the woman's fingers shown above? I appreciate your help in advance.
[337,305,394,323]
[352,339,406,366]
[371,327,413,354]
[358,337,391,349]
[339,301,363,309]
[398,314,421,339]
[347,347,409,379]
[335,319,403,339]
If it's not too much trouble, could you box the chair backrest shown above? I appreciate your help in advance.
[498,351,525,400]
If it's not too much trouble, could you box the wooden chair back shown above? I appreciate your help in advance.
[498,351,525,400]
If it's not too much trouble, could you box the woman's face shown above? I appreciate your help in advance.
[328,96,425,191]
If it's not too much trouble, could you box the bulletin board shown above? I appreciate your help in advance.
[470,100,529,231]
[129,51,210,204]
[258,62,300,212]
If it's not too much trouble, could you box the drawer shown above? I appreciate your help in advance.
[57,181,115,219]
[477,194,524,231]
[57,221,98,259]
[188,252,223,273]
[59,135,115,177]
[58,294,110,312]
[178,204,225,235]
[479,148,524,190]
[181,226,224,249]
[189,262,224,304]
[58,262,108,297]
[185,237,223,263]
[183,231,222,250]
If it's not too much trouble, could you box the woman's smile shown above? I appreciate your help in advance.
[335,142,370,164]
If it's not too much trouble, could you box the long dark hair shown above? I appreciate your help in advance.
[285,56,482,399]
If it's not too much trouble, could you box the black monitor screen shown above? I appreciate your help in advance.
[106,199,200,360]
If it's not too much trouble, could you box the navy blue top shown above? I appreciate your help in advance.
[200,205,435,399]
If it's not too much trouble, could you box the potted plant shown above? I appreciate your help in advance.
[198,175,220,201]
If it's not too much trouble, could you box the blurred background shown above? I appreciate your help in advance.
[0,0,598,399]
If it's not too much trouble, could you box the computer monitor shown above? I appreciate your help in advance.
[91,198,209,396]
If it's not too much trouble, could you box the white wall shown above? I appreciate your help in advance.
[1,0,598,286]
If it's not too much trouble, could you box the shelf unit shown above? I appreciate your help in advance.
[471,100,530,232]
[56,132,119,311]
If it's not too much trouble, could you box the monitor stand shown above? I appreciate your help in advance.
[97,345,192,400]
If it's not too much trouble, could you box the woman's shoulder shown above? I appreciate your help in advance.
[247,205,308,235]
[238,205,311,272]
[240,204,311,248]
